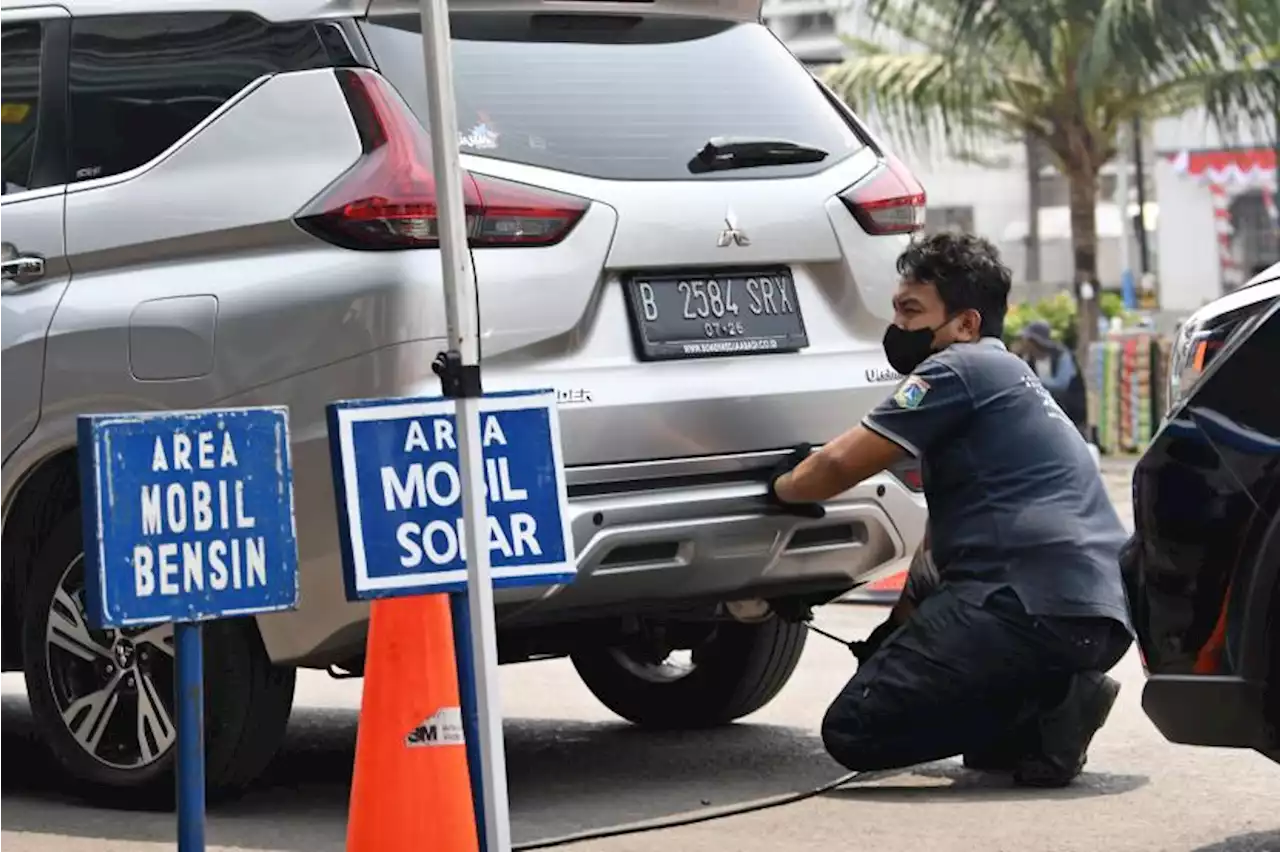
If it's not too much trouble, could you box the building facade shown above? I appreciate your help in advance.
[1152,111,1278,311]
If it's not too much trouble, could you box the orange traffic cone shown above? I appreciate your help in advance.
[346,594,480,852]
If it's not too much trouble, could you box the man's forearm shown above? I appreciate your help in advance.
[774,449,853,503]
[774,424,907,504]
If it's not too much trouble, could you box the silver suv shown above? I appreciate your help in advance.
[1,0,927,803]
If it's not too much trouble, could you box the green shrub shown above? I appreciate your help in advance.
[1003,290,1132,351]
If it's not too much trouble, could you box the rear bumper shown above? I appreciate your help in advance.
[1141,674,1271,750]
[500,463,924,627]
[258,448,926,666]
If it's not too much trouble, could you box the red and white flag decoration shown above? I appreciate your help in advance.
[1169,147,1277,192]
[1168,147,1278,289]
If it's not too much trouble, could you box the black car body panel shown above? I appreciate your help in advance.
[1123,280,1279,759]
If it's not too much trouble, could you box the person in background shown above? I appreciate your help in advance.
[1016,320,1089,438]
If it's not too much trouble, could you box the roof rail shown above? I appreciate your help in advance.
[365,0,763,23]
[8,0,376,21]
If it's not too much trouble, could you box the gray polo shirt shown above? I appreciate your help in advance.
[862,337,1133,631]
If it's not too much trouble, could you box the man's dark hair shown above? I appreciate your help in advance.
[896,232,1012,338]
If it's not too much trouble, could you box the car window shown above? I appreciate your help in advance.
[361,15,866,181]
[2,21,44,195]
[67,13,331,183]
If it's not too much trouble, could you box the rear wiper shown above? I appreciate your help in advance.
[688,137,829,174]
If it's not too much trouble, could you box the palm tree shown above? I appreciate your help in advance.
[823,0,1279,353]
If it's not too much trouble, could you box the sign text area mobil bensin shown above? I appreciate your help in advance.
[79,408,299,628]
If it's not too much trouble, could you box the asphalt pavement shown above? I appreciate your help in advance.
[3,458,1277,852]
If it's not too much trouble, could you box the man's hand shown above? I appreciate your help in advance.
[771,425,908,506]
[849,615,901,664]
[766,444,826,519]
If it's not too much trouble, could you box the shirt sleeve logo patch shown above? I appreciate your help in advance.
[893,375,930,409]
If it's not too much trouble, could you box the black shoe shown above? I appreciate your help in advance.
[963,742,1021,772]
[1014,671,1121,788]
[963,722,1037,772]
[963,751,1018,772]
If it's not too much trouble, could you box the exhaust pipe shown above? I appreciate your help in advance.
[724,598,773,623]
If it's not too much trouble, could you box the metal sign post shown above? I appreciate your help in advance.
[413,0,511,848]
[330,3,565,844]
[175,620,206,850]
[77,407,299,852]
[328,390,576,851]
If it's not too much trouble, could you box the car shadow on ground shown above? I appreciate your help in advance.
[1187,830,1280,852]
[1,694,1147,851]
[823,759,1148,803]
[1,695,842,851]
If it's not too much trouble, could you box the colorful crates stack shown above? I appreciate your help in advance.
[1086,332,1170,454]
[1087,339,1119,453]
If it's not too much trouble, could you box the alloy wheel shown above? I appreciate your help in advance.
[44,554,178,770]
[609,647,697,684]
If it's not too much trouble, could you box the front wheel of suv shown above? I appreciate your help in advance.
[21,509,296,808]
[571,616,808,728]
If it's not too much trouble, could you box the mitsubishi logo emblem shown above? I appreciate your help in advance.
[717,209,750,247]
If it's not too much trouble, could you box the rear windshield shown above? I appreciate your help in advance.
[360,14,866,181]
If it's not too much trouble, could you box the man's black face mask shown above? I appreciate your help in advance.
[883,309,980,374]
[882,323,940,374]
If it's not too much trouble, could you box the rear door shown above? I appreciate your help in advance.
[1,7,71,462]
[359,7,922,465]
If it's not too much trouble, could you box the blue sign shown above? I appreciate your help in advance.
[326,389,575,600]
[1121,268,1137,310]
[77,407,299,629]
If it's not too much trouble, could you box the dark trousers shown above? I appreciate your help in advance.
[821,584,1131,772]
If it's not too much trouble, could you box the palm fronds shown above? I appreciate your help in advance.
[823,0,1279,163]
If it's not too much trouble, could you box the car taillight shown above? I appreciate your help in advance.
[295,68,588,251]
[838,154,926,235]
[469,174,588,247]
[888,460,924,492]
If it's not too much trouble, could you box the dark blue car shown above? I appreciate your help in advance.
[1122,262,1279,765]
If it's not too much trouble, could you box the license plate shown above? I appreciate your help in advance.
[624,269,809,361]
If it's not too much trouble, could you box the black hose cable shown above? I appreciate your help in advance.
[803,621,853,647]
[512,621,887,850]
[511,768,901,851]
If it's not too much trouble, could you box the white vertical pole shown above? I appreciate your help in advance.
[1116,123,1134,281]
[415,1,512,851]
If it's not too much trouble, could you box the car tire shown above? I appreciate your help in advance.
[20,508,296,808]
[570,615,808,728]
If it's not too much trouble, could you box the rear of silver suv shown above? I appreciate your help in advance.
[1,0,926,804]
